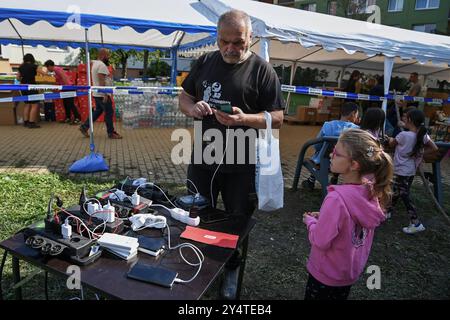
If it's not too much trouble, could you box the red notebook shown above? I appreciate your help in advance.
[180,226,239,249]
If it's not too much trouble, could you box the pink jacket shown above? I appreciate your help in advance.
[304,184,385,286]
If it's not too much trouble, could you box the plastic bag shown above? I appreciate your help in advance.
[255,112,284,211]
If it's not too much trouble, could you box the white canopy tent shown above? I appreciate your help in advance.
[196,0,450,111]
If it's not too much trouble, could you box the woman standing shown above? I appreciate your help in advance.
[17,54,45,128]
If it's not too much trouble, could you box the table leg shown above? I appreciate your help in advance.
[235,235,249,300]
[12,257,22,300]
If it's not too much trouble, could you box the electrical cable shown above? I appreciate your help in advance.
[210,126,230,208]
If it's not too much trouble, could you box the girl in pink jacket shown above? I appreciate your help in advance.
[303,129,393,300]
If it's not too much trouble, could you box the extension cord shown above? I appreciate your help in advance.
[129,213,167,230]
[169,208,200,226]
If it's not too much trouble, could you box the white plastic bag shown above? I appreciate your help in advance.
[255,111,284,211]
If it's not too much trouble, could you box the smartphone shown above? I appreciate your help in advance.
[127,262,178,288]
[211,102,233,114]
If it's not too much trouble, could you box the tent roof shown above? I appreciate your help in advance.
[0,0,217,50]
[200,0,450,65]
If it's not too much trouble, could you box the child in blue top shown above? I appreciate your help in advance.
[302,102,359,189]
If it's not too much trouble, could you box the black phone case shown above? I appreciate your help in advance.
[127,263,178,288]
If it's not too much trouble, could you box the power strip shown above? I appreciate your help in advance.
[169,208,200,226]
[129,213,167,230]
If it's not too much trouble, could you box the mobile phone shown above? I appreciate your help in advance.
[211,102,233,114]
[127,263,178,288]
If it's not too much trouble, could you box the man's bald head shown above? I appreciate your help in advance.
[217,10,253,64]
[98,48,110,60]
[218,10,252,37]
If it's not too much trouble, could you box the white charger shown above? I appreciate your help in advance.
[61,219,72,239]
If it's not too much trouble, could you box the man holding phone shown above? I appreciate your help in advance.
[179,10,284,299]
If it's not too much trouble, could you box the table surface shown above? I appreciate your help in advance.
[0,209,255,300]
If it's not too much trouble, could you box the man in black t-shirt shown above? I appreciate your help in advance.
[179,9,284,300]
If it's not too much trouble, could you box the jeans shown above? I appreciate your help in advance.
[81,96,114,135]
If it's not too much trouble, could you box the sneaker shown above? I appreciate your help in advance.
[27,122,41,129]
[219,267,240,300]
[65,118,71,123]
[402,223,426,234]
[79,126,89,137]
[108,131,123,139]
[73,119,81,125]
[302,179,315,190]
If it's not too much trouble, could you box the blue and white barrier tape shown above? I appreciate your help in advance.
[0,87,181,103]
[0,91,88,103]
[281,85,450,104]
[0,84,90,91]
[0,84,182,92]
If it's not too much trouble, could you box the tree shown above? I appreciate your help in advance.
[110,49,141,79]
[337,0,373,21]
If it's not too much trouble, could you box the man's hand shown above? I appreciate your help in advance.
[191,101,213,119]
[103,94,110,103]
[213,107,245,127]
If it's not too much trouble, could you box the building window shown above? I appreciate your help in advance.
[388,0,404,12]
[413,23,437,33]
[415,0,440,10]
[348,0,377,15]
[300,3,317,12]
[328,1,338,15]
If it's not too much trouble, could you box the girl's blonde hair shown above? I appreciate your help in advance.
[339,128,393,208]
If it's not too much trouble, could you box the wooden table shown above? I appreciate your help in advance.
[0,210,255,300]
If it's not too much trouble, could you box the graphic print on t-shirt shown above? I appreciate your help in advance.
[202,80,230,106]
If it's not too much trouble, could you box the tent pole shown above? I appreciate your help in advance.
[171,31,185,86]
[285,61,297,115]
[382,56,395,128]
[85,28,95,152]
[258,38,270,62]
[100,24,104,45]
[7,19,25,57]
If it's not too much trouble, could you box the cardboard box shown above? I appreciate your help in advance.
[0,91,18,125]
[316,113,329,124]
[297,106,317,123]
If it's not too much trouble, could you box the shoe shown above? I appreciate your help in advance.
[220,267,240,300]
[402,223,425,234]
[79,126,89,137]
[65,118,71,123]
[108,131,123,139]
[385,211,392,219]
[23,121,30,127]
[27,122,41,129]
[302,179,315,190]
[73,119,81,125]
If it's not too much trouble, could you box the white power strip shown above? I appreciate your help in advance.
[129,213,167,230]
[169,208,200,226]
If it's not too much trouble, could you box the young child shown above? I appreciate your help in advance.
[360,107,386,140]
[303,129,393,300]
[302,102,359,189]
[387,109,438,233]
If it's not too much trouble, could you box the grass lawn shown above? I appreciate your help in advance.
[1,172,449,300]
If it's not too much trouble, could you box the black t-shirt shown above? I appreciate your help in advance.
[182,51,284,172]
[18,63,37,84]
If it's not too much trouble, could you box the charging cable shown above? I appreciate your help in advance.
[210,125,230,208]
[165,225,204,284]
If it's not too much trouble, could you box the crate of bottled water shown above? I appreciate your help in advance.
[114,79,190,129]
